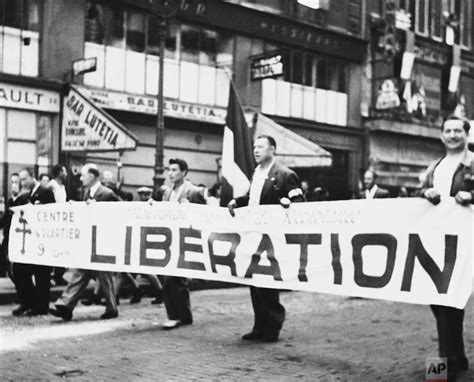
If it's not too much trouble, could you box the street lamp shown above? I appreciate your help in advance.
[149,0,180,199]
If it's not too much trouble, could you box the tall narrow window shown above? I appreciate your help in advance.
[430,0,442,40]
[316,58,329,90]
[126,12,145,52]
[180,24,199,63]
[199,29,217,66]
[415,0,428,35]
[460,1,472,49]
[104,6,124,48]
[292,51,303,85]
[85,2,105,44]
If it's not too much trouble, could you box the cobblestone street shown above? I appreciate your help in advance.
[1,287,473,381]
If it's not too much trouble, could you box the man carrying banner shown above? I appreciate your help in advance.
[228,135,304,342]
[160,158,205,330]
[49,163,119,321]
[419,115,472,380]
[11,169,55,316]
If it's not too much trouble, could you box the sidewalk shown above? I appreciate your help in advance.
[1,287,473,381]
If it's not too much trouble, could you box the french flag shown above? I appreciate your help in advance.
[220,83,255,207]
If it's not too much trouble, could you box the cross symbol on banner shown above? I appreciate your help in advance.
[15,210,31,254]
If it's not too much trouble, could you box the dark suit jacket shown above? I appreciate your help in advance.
[235,161,304,207]
[162,180,205,204]
[86,184,120,202]
[358,186,390,199]
[0,193,29,252]
[29,184,55,205]
[420,150,474,200]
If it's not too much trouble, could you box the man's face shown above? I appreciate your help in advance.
[363,171,375,190]
[19,171,34,190]
[40,175,50,188]
[102,171,115,188]
[80,167,94,187]
[441,120,468,152]
[168,164,185,185]
[60,167,68,182]
[253,138,274,165]
[10,175,20,196]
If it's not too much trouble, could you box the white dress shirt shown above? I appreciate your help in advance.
[433,152,464,198]
[249,159,275,206]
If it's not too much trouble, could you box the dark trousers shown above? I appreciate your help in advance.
[12,262,51,313]
[430,305,467,369]
[250,286,285,336]
[163,276,192,322]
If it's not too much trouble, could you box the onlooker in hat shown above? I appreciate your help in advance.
[137,186,153,201]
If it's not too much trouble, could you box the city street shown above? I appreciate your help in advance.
[1,287,473,381]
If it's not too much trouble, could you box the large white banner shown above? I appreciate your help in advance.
[9,198,473,309]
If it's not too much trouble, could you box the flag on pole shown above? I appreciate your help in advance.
[219,83,255,207]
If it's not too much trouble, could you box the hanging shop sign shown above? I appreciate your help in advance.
[0,83,60,113]
[80,87,227,125]
[61,86,138,152]
[250,52,284,81]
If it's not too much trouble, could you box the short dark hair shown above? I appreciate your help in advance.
[442,115,471,133]
[52,164,65,178]
[10,172,19,178]
[169,158,188,173]
[256,135,277,150]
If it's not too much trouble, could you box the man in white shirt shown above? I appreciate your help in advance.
[228,135,304,343]
[419,116,473,380]
[48,164,68,203]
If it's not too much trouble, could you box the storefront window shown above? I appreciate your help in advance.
[216,31,234,67]
[85,3,105,44]
[316,58,329,90]
[292,51,304,85]
[126,12,145,52]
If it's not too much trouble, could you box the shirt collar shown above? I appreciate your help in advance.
[31,182,40,196]
[89,181,101,198]
[256,159,275,176]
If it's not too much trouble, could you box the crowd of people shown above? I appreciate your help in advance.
[0,114,471,380]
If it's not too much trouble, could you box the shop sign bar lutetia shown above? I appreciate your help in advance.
[80,87,227,125]
[61,86,138,152]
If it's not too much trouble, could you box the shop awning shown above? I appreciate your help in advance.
[252,113,333,168]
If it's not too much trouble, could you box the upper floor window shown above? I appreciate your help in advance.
[414,0,472,49]
[83,2,233,107]
[281,49,347,93]
[0,0,39,76]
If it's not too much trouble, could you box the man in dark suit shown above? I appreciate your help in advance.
[228,135,304,342]
[160,158,205,330]
[49,163,119,321]
[359,169,390,199]
[1,174,28,284]
[419,116,471,380]
[12,168,55,316]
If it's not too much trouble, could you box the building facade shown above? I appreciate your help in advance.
[363,0,474,195]
[0,0,372,201]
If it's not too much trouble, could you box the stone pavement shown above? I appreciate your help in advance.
[0,287,473,381]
